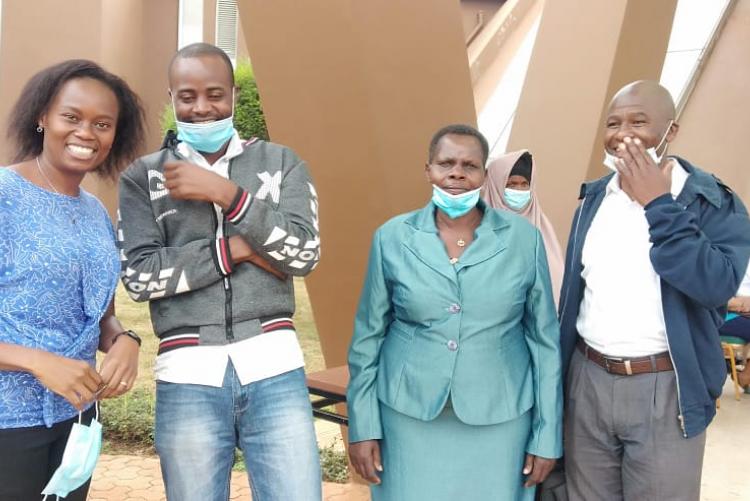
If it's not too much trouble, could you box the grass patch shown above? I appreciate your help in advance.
[100,387,155,455]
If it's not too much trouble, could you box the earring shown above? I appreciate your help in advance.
[36,125,44,133]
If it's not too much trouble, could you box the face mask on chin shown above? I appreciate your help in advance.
[603,119,673,172]
[431,185,481,219]
[171,90,235,153]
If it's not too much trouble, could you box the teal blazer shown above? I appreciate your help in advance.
[347,201,563,459]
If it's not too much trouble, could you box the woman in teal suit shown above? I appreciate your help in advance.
[347,124,562,500]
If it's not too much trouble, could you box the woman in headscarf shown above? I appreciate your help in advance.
[482,151,565,305]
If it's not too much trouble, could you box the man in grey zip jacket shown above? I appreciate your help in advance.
[558,81,750,500]
[117,43,322,500]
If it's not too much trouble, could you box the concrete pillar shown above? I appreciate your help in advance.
[237,0,477,368]
[669,0,750,203]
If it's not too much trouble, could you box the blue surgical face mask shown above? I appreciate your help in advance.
[504,188,531,210]
[172,91,235,153]
[42,406,102,500]
[432,185,481,219]
[603,120,673,172]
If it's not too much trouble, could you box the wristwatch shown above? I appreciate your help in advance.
[113,329,142,347]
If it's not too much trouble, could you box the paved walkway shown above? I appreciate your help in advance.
[89,454,369,501]
[89,380,748,500]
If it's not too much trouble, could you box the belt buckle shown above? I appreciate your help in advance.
[624,360,633,376]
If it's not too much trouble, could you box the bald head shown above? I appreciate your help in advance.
[603,80,679,160]
[608,80,675,123]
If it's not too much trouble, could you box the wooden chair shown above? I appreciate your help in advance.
[720,336,749,404]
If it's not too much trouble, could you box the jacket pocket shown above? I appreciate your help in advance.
[500,334,534,416]
[377,323,416,405]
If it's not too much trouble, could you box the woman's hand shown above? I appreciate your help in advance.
[31,351,103,410]
[522,454,556,488]
[97,335,139,399]
[348,439,383,484]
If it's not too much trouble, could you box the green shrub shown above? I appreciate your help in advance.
[319,442,350,483]
[161,59,268,141]
[101,387,155,450]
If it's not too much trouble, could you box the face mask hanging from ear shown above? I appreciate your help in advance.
[42,404,102,500]
[172,90,236,153]
[603,120,674,172]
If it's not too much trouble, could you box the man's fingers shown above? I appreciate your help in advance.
[163,161,184,171]
[615,157,631,178]
[625,137,651,170]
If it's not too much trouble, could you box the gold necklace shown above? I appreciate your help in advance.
[36,156,61,194]
[36,157,77,224]
[450,239,468,264]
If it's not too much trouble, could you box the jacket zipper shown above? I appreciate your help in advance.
[172,145,235,342]
[559,195,586,328]
[224,218,234,342]
[662,324,686,436]
[211,207,234,341]
[224,158,235,341]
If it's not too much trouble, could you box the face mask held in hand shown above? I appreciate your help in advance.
[42,404,102,500]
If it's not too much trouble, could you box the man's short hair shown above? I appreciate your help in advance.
[168,43,235,85]
[428,124,490,165]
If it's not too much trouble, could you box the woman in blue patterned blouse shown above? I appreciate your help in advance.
[0,60,146,500]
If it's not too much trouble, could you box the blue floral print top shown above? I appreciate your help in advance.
[0,168,119,428]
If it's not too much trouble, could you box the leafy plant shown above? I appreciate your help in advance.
[319,441,350,483]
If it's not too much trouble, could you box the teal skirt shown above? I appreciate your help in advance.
[371,403,536,501]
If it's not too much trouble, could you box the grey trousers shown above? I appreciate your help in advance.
[564,349,706,501]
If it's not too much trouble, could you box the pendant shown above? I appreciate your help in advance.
[449,257,459,264]
[457,238,466,247]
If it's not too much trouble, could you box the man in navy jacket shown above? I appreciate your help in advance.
[559,80,750,500]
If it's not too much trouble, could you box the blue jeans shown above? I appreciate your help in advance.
[155,365,322,501]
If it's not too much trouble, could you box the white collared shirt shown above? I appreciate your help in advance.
[736,260,750,296]
[576,159,690,357]
[154,132,305,386]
